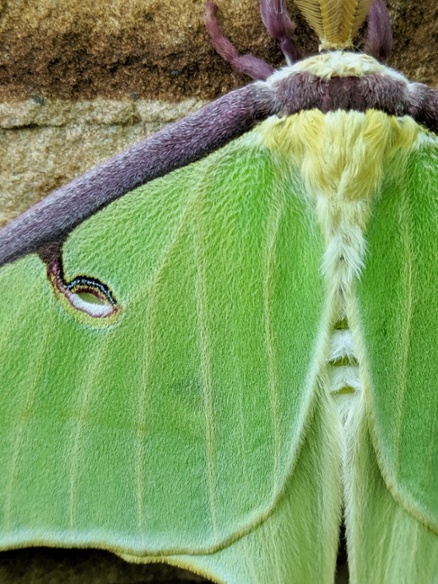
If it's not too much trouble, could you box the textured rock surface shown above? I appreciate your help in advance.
[0,0,436,101]
[0,0,436,582]
[0,98,204,225]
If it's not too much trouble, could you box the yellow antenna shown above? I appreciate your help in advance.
[294,0,374,50]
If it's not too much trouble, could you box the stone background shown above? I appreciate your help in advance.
[0,0,436,582]
[0,0,436,102]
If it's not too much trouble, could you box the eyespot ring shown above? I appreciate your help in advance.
[39,244,120,324]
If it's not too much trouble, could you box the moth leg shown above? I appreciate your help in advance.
[364,0,393,61]
[204,1,275,80]
[260,0,301,64]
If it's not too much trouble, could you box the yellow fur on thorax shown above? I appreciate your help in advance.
[259,110,420,374]
[260,110,419,240]
[287,52,395,80]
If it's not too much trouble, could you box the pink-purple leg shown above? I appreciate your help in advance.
[204,1,275,81]
[260,0,301,64]
[364,0,393,61]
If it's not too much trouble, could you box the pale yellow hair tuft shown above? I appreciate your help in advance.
[293,0,374,50]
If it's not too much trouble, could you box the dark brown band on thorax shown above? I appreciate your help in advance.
[272,72,408,116]
[269,71,438,134]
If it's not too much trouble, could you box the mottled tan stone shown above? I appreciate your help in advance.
[0,0,436,102]
[0,98,204,225]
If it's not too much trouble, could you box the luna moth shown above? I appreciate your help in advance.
[0,0,437,582]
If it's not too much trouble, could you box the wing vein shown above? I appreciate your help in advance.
[263,178,286,493]
[392,185,413,474]
[68,336,111,527]
[193,209,219,537]
[135,268,157,534]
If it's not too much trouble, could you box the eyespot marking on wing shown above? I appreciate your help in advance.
[39,244,120,323]
[62,275,118,318]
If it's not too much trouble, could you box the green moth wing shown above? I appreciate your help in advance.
[0,131,334,566]
[358,135,438,529]
[349,135,438,583]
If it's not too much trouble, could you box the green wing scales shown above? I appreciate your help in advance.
[0,132,329,559]
[349,135,438,583]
